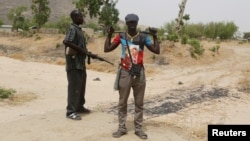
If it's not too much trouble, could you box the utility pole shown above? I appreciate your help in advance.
[175,0,187,33]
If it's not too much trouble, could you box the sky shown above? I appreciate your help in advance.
[116,0,250,33]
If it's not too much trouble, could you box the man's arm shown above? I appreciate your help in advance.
[63,40,86,55]
[145,27,160,54]
[104,26,119,52]
[146,36,160,54]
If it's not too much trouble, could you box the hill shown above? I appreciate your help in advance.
[0,0,149,30]
[0,0,89,24]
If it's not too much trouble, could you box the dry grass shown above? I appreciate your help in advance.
[0,32,245,82]
[8,53,26,60]
[0,32,247,75]
[238,68,250,93]
[54,58,66,65]
[0,91,37,105]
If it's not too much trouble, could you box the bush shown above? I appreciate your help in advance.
[167,33,179,42]
[188,39,204,59]
[0,87,16,99]
[209,45,220,53]
[181,34,188,44]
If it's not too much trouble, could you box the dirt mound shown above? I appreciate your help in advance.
[0,33,234,74]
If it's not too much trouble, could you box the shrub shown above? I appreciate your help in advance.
[167,33,179,42]
[181,34,188,44]
[0,87,16,99]
[209,45,220,53]
[188,39,204,59]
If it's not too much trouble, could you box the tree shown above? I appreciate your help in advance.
[175,0,188,32]
[7,6,30,31]
[31,0,51,29]
[74,0,119,33]
[74,0,103,18]
[163,20,175,34]
[98,0,119,34]
[0,19,3,26]
[243,32,250,39]
[56,16,71,34]
[204,22,238,40]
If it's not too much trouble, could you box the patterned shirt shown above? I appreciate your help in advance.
[112,32,153,70]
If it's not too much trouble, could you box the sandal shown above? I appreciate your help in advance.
[112,130,127,138]
[135,130,148,139]
[66,113,81,120]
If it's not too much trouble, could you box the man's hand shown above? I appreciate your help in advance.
[91,54,98,59]
[107,26,115,35]
[148,27,158,37]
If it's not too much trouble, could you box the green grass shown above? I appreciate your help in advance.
[0,87,16,99]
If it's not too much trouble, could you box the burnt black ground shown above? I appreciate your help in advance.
[103,85,238,119]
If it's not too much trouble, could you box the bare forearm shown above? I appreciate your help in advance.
[104,34,117,52]
[153,36,160,54]
[147,36,160,54]
[63,40,86,54]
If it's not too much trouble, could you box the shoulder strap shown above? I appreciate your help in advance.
[138,32,146,50]
[124,33,133,64]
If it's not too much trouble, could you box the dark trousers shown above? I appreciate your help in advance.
[66,69,87,116]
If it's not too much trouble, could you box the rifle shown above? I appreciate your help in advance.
[114,31,152,35]
[113,27,158,35]
[87,52,114,65]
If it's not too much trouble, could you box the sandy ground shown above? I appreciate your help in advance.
[0,37,250,141]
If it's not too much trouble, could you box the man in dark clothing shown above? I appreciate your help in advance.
[104,13,160,139]
[63,10,91,120]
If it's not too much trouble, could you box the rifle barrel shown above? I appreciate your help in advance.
[88,54,114,65]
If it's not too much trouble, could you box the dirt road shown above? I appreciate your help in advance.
[0,38,250,141]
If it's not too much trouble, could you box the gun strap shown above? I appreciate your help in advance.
[125,33,134,64]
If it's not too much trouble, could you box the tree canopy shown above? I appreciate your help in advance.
[74,0,119,32]
[31,0,51,29]
[7,6,30,31]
